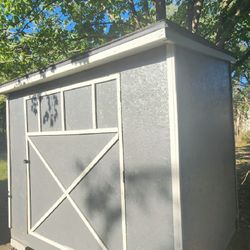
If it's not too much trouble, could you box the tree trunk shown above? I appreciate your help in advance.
[155,0,166,21]
[192,0,204,33]
[142,0,149,15]
[186,0,194,31]
[186,0,204,33]
[128,0,141,28]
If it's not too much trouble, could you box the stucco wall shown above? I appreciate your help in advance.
[8,46,174,250]
[175,46,236,250]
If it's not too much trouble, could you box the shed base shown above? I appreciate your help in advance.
[11,238,27,250]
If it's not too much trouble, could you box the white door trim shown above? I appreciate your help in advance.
[23,74,127,250]
[117,74,127,250]
[6,97,12,228]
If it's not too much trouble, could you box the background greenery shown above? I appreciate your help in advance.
[0,133,7,180]
[0,160,7,181]
[0,0,249,136]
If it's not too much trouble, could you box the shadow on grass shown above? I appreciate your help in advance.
[236,145,250,163]
[229,144,250,249]
[0,179,10,245]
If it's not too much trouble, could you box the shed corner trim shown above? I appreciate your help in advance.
[166,43,183,250]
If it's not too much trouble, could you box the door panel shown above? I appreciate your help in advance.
[24,75,126,250]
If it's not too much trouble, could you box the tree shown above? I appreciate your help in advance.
[169,0,250,137]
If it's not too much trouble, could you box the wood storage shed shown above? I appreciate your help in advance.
[0,21,237,250]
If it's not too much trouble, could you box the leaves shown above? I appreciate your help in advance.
[0,0,249,135]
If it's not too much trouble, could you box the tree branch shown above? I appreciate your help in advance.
[127,0,141,28]
[192,0,204,33]
[186,0,194,31]
[2,0,58,40]
[142,0,149,15]
[233,48,250,69]
[215,0,247,47]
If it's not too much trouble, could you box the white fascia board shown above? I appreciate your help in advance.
[0,28,167,94]
[166,29,236,63]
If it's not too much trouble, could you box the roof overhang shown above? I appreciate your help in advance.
[0,21,235,95]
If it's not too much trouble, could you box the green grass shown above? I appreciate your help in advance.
[0,133,7,181]
[0,159,7,181]
[236,131,250,147]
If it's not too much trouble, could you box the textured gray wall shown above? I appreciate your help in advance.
[9,96,56,250]
[26,97,39,132]
[8,46,174,250]
[175,46,236,250]
[120,52,174,250]
[64,86,92,130]
[96,80,118,128]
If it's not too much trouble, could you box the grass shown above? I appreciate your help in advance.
[0,159,7,181]
[0,133,7,181]
[236,131,250,148]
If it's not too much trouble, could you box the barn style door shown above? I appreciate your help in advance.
[23,74,126,250]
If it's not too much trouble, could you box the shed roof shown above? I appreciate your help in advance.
[0,20,235,94]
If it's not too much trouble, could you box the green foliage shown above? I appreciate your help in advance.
[240,131,250,145]
[0,0,156,83]
[233,80,250,136]
[0,0,249,82]
[0,0,249,135]
[0,159,7,181]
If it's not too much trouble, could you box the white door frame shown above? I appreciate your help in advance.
[23,73,127,250]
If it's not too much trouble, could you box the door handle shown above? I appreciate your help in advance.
[23,159,30,164]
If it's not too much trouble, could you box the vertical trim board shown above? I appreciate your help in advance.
[92,83,97,129]
[166,44,183,250]
[61,91,65,131]
[23,98,31,233]
[37,96,41,132]
[6,97,12,228]
[117,74,127,250]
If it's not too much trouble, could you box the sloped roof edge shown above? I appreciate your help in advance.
[0,20,235,94]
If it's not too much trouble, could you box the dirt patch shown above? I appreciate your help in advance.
[0,180,10,246]
[0,244,12,250]
[229,144,250,249]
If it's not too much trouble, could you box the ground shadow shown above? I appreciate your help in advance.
[73,151,173,249]
[236,145,250,230]
[0,179,10,245]
[229,145,250,249]
[236,145,250,163]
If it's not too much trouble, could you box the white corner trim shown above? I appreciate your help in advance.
[117,74,127,250]
[11,238,27,250]
[166,44,183,250]
[6,97,12,228]
[0,29,166,94]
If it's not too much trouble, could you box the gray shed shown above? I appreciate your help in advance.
[0,21,236,250]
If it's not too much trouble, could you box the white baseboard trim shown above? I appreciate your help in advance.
[11,238,27,250]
